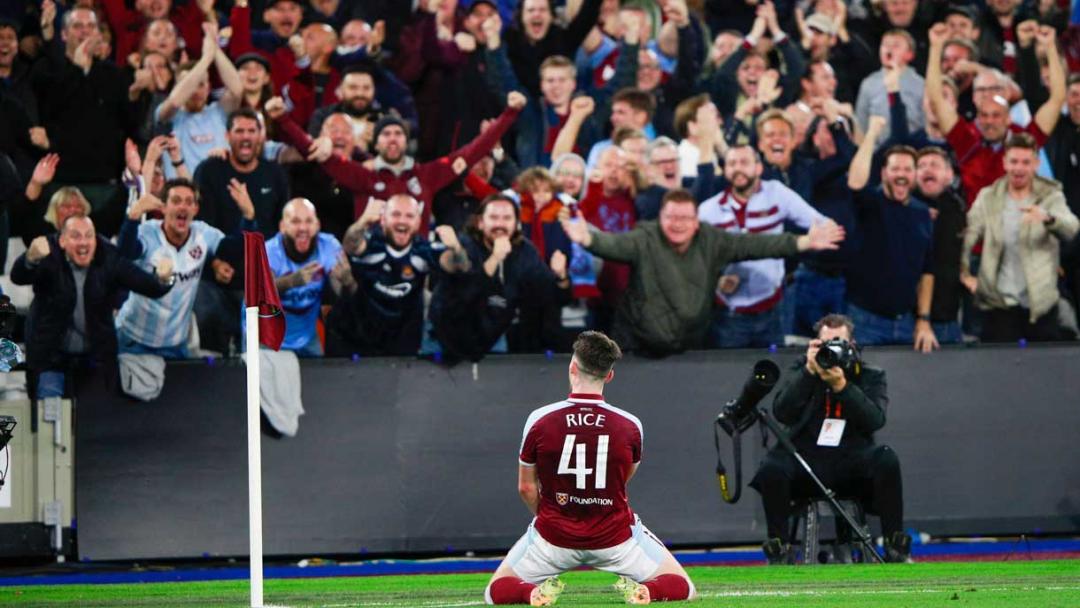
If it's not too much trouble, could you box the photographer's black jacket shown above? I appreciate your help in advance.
[772,359,888,451]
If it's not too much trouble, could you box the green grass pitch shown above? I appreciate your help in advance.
[1,560,1078,607]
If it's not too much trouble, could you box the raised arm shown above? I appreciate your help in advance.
[157,31,218,123]
[551,95,594,159]
[267,97,376,193]
[443,93,524,168]
[563,0,603,53]
[481,14,522,100]
[847,115,886,191]
[212,25,244,113]
[926,23,958,136]
[1033,26,1067,137]
[226,1,255,59]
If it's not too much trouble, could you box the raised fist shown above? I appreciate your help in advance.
[28,236,51,263]
[507,91,527,110]
[570,95,595,118]
[434,225,461,250]
[928,22,949,47]
[264,96,286,120]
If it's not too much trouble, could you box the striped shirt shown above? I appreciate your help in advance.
[698,180,825,310]
[115,220,224,348]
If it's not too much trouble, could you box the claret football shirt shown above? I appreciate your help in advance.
[519,393,643,549]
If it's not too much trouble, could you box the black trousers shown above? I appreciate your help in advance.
[980,305,1059,343]
[750,444,904,542]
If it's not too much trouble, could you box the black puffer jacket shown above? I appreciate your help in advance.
[10,235,172,371]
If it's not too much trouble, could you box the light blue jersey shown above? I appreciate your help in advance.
[263,233,342,351]
[116,220,224,348]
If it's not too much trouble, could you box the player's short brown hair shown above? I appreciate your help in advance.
[573,331,622,380]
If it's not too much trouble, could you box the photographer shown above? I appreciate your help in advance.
[750,314,910,564]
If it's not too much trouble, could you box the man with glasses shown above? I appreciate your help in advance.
[634,137,682,220]
[560,188,843,356]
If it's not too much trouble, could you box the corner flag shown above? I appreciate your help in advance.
[243,231,285,350]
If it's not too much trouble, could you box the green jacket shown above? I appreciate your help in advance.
[587,221,798,354]
[963,176,1080,322]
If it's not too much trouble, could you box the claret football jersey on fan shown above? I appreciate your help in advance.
[518,393,643,549]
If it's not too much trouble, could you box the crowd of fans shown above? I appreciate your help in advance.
[1,0,1079,400]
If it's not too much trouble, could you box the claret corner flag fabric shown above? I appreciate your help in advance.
[243,231,286,351]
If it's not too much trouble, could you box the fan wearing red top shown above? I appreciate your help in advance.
[484,331,694,606]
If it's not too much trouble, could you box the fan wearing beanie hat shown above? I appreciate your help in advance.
[266,91,527,236]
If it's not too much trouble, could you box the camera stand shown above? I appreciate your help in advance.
[752,407,885,564]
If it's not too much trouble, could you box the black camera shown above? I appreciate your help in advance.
[815,338,856,370]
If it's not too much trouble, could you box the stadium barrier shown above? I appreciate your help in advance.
[0,398,74,557]
[71,345,1080,561]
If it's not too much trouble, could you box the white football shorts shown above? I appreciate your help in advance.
[503,514,669,584]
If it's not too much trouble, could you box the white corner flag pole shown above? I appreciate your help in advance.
[245,306,264,607]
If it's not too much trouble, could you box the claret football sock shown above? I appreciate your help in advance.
[487,576,537,604]
[643,574,691,602]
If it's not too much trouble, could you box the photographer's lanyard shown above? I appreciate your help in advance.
[824,391,843,418]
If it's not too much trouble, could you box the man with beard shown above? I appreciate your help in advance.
[264,199,341,356]
[961,133,1079,343]
[12,215,174,399]
[914,146,967,347]
[846,120,936,349]
[227,0,304,92]
[194,108,289,238]
[193,107,289,353]
[927,22,1065,208]
[306,64,386,136]
[699,145,832,349]
[116,179,250,397]
[430,194,570,362]
[327,194,469,357]
[155,23,243,179]
[561,188,844,355]
[267,92,524,235]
